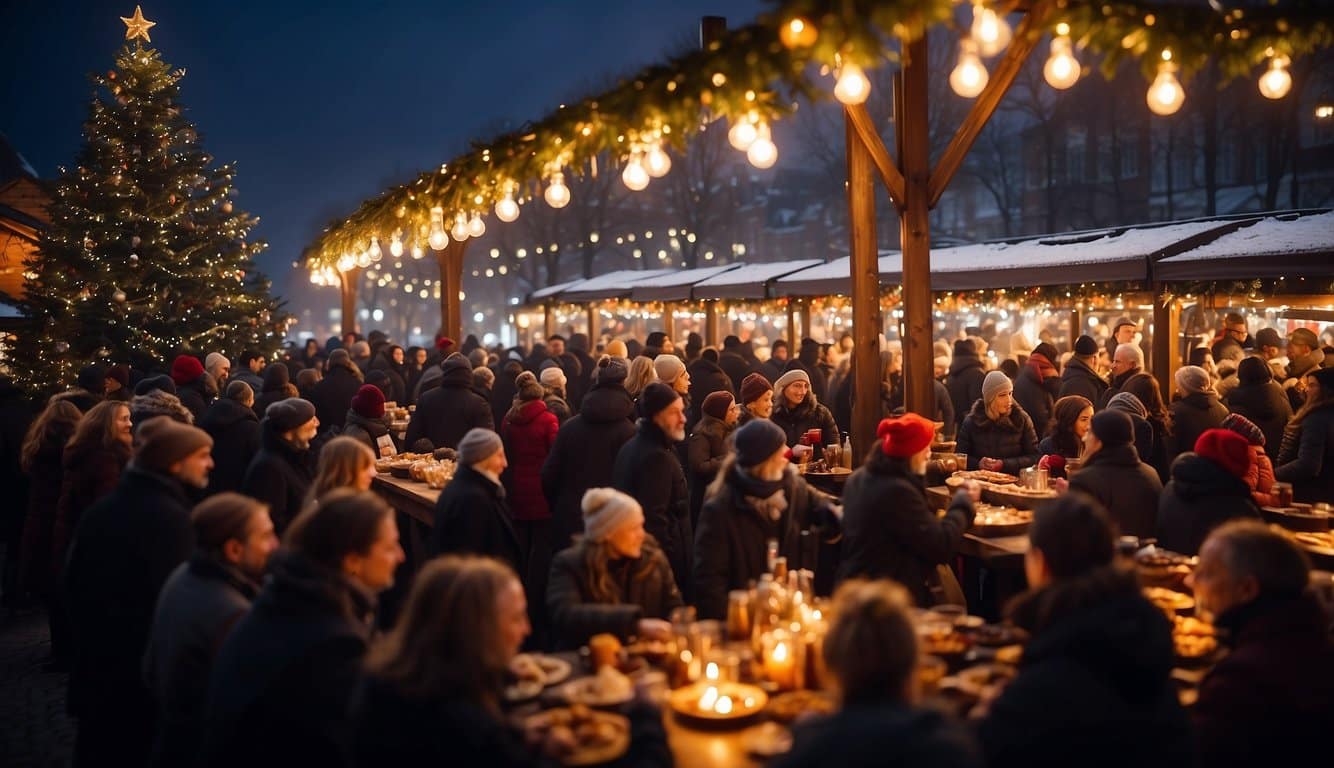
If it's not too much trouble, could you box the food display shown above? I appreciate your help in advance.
[522,704,630,766]
[504,654,573,702]
[766,690,836,723]
[1292,530,1334,550]
[968,506,1032,537]
[382,452,432,477]
[410,458,456,489]
[1136,549,1196,589]
[967,623,1028,648]
[557,665,636,708]
[668,680,768,722]
[1144,586,1196,615]
[800,459,851,475]
[951,469,1019,485]
[919,624,972,660]
[1172,616,1218,664]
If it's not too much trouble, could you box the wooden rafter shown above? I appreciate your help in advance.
[845,104,905,209]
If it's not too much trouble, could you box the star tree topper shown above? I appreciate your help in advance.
[121,5,156,42]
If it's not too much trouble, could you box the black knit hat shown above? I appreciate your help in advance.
[134,374,176,397]
[593,356,629,386]
[637,382,680,418]
[953,338,976,356]
[645,331,669,349]
[734,419,787,468]
[1090,409,1133,446]
[1237,356,1272,385]
[1074,335,1099,356]
[264,398,316,432]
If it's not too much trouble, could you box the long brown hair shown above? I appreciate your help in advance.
[1122,373,1172,435]
[572,534,663,604]
[20,399,83,472]
[303,436,375,510]
[822,579,918,707]
[1046,396,1092,458]
[64,401,132,464]
[367,556,518,711]
[1293,371,1334,424]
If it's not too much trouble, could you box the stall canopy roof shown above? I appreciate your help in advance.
[692,259,824,300]
[558,269,674,303]
[629,264,743,302]
[1152,210,1334,281]
[773,251,902,296]
[529,278,586,302]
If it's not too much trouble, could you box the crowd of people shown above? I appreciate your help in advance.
[0,314,1331,766]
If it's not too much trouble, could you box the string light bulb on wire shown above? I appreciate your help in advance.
[622,154,651,191]
[451,214,470,242]
[356,249,372,269]
[834,61,871,105]
[950,39,988,98]
[747,122,778,169]
[495,186,520,222]
[1147,50,1185,116]
[1043,24,1080,90]
[411,242,425,260]
[467,212,486,238]
[970,2,1011,57]
[1258,52,1292,99]
[645,142,672,178]
[428,206,448,250]
[545,171,571,208]
[367,236,382,262]
[389,230,404,258]
[779,17,817,48]
[728,114,758,151]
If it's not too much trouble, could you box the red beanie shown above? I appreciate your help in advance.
[1194,428,1250,479]
[436,336,455,353]
[877,413,936,458]
[170,354,205,385]
[351,384,386,419]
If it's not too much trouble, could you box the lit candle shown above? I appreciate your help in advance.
[698,685,719,712]
[765,635,798,691]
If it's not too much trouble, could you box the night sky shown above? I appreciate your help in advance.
[2,0,765,310]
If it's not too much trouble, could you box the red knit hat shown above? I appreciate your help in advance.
[877,413,936,458]
[1194,428,1250,479]
[170,354,205,385]
[435,336,455,353]
[350,384,386,419]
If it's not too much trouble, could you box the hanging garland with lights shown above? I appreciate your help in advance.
[306,1,1332,282]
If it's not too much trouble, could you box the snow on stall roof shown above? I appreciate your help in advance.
[692,259,825,299]
[560,268,675,301]
[774,252,901,296]
[529,278,587,302]
[629,265,743,301]
[1157,211,1334,262]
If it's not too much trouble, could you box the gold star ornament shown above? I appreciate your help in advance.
[121,5,156,42]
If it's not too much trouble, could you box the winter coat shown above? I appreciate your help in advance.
[1098,367,1142,411]
[1014,354,1061,440]
[241,423,314,534]
[231,369,264,393]
[693,464,840,619]
[686,357,735,430]
[502,400,559,522]
[776,703,980,768]
[176,377,212,423]
[1156,453,1260,555]
[1066,444,1163,538]
[1223,380,1292,460]
[977,569,1192,768]
[1104,399,1159,478]
[49,442,129,589]
[719,348,763,393]
[429,463,523,576]
[1242,448,1279,507]
[489,364,521,432]
[199,397,261,495]
[945,352,986,427]
[955,400,1040,474]
[687,414,733,528]
[367,355,407,405]
[1275,401,1334,503]
[763,357,788,383]
[613,419,692,597]
[254,364,295,417]
[838,452,975,607]
[405,358,494,450]
[202,552,374,768]
[342,409,394,457]
[65,467,194,725]
[543,394,571,425]
[1057,356,1108,408]
[311,363,363,431]
[144,555,259,768]
[0,380,35,547]
[1192,593,1334,768]
[546,540,683,649]
[542,385,637,551]
[1168,391,1229,460]
[17,428,75,596]
[771,392,840,456]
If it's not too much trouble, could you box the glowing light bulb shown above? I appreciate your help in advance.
[747,122,777,169]
[337,254,355,272]
[622,155,651,191]
[971,3,1011,57]
[1258,55,1292,99]
[728,118,758,151]
[950,40,988,98]
[367,237,382,262]
[467,213,486,238]
[388,231,404,258]
[428,206,448,250]
[1147,56,1185,116]
[834,62,871,105]
[356,250,372,269]
[645,143,672,177]
[411,242,425,260]
[451,215,470,242]
[494,192,520,223]
[545,172,571,208]
[779,17,817,48]
[1043,35,1080,90]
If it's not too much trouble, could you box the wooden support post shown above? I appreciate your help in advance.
[587,304,599,343]
[786,300,798,346]
[339,267,361,336]
[1152,285,1181,403]
[544,304,556,341]
[846,111,882,464]
[898,38,936,421]
[663,302,677,344]
[799,301,812,343]
[436,240,466,343]
[1069,306,1081,350]
[704,301,719,347]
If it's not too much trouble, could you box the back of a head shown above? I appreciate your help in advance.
[1116,342,1144,369]
[285,488,390,570]
[1030,493,1115,580]
[226,380,253,402]
[823,579,918,706]
[193,493,266,557]
[1206,520,1311,597]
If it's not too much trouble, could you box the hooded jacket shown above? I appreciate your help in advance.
[1156,452,1260,555]
[501,399,559,522]
[405,357,494,450]
[199,397,261,495]
[1275,400,1334,503]
[946,351,986,427]
[342,408,394,456]
[241,422,314,534]
[176,376,212,423]
[613,418,692,598]
[1057,356,1108,407]
[686,413,733,528]
[686,356,735,431]
[956,400,1041,474]
[542,384,638,552]
[1066,444,1163,538]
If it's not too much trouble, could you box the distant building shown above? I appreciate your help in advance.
[0,133,46,304]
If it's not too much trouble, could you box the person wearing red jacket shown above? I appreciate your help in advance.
[501,371,560,642]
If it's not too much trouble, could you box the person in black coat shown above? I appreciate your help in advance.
[171,355,212,423]
[946,339,986,428]
[241,399,318,534]
[253,362,296,417]
[775,580,981,768]
[490,359,523,430]
[693,419,841,619]
[770,369,840,458]
[1066,410,1164,539]
[342,384,395,456]
[687,392,737,528]
[546,488,682,649]
[1223,357,1292,460]
[566,334,598,413]
[429,428,523,576]
[763,340,790,382]
[956,371,1041,474]
[200,381,262,495]
[838,414,978,607]
[977,495,1192,768]
[368,345,407,405]
[1275,367,1334,503]
[1013,343,1061,440]
[1057,336,1108,407]
[543,358,637,552]
[65,418,215,767]
[791,339,829,406]
[686,349,735,430]
[1168,365,1230,460]
[613,383,692,598]
[143,493,276,768]
[203,490,402,768]
[719,336,763,392]
[310,349,364,431]
[1188,521,1334,768]
[406,355,494,450]
[1157,429,1260,556]
[1103,392,1157,473]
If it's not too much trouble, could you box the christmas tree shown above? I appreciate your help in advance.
[8,7,286,395]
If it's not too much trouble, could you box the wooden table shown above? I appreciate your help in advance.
[372,473,440,526]
[371,473,442,626]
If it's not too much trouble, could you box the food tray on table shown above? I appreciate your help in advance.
[949,470,1018,485]
[504,654,574,702]
[1144,586,1196,615]
[1262,506,1331,533]
[521,705,630,767]
[1172,616,1220,667]
[983,484,1059,509]
[766,690,836,724]
[668,681,768,725]
[555,666,636,708]
[968,506,1032,537]
[1135,549,1196,590]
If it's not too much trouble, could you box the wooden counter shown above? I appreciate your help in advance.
[372,473,440,527]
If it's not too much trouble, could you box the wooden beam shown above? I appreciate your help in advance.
[587,304,599,342]
[899,38,936,422]
[786,299,798,346]
[928,0,1053,208]
[846,104,905,209]
[436,240,466,343]
[704,301,719,347]
[663,302,677,345]
[799,301,812,343]
[339,266,361,336]
[544,304,556,341]
[1152,285,1181,404]
[846,112,882,464]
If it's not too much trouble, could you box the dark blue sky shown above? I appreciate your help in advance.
[2,0,764,307]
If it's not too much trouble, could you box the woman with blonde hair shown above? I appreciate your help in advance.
[625,355,658,401]
[303,436,376,510]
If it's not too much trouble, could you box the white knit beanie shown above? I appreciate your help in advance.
[772,368,810,396]
[653,354,686,385]
[982,370,1012,406]
[540,366,567,389]
[581,487,643,542]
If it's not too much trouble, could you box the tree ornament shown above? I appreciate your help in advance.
[131,235,141,247]
[129,253,140,264]
[121,5,156,42]
[113,288,127,303]
[221,200,233,213]
[55,341,69,353]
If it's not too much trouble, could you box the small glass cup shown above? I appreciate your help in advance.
[726,590,752,641]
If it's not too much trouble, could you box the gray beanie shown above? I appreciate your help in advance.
[772,368,810,396]
[1175,365,1213,396]
[458,427,503,465]
[653,354,686,385]
[581,487,643,542]
[982,370,1012,406]
[1106,391,1148,419]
